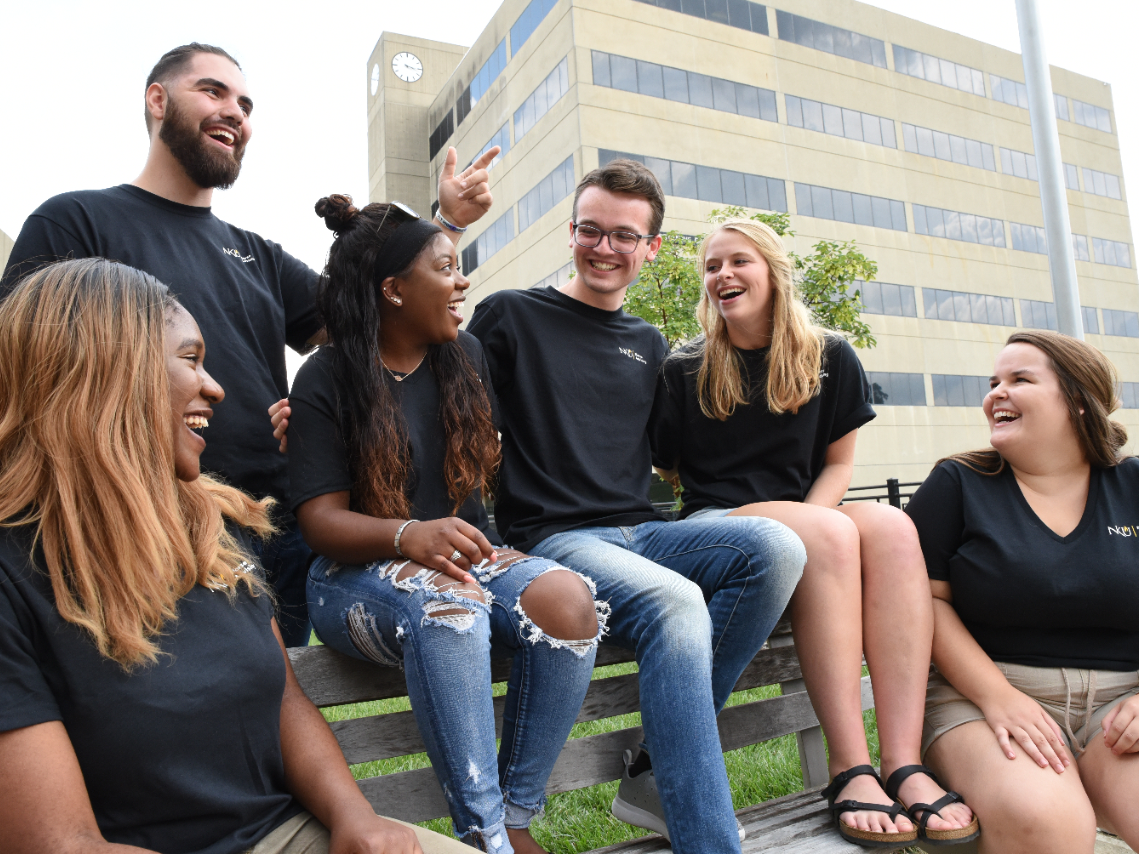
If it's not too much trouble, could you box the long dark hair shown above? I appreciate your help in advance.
[943,329,1128,475]
[314,195,499,517]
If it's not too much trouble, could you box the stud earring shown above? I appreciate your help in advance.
[386,293,402,306]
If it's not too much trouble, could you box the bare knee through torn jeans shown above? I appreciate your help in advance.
[307,550,606,854]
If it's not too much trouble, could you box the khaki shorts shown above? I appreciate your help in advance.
[248,811,471,854]
[922,661,1139,759]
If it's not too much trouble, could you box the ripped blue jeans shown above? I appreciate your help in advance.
[307,553,604,853]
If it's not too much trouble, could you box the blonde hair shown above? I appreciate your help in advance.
[0,259,273,668]
[692,219,825,419]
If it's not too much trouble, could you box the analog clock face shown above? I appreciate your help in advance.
[371,63,380,95]
[392,52,423,83]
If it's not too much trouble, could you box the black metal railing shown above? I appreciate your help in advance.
[840,477,924,509]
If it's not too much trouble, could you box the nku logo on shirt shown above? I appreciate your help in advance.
[1107,525,1139,536]
[222,247,255,263]
[619,347,648,365]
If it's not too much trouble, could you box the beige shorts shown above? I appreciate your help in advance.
[247,811,471,854]
[922,661,1139,760]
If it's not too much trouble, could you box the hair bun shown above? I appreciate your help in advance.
[315,194,359,232]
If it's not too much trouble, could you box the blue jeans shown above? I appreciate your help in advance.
[307,553,603,853]
[254,517,313,647]
[530,517,805,854]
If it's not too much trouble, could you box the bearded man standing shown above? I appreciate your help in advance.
[2,44,494,646]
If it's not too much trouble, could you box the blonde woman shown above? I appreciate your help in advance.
[649,220,978,847]
[0,259,465,854]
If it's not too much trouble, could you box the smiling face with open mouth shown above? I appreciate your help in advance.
[565,186,660,310]
[386,233,470,347]
[157,52,252,190]
[984,342,1079,461]
[703,228,775,347]
[165,304,224,482]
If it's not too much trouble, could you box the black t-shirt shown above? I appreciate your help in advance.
[1,186,321,507]
[906,458,1139,670]
[649,334,876,518]
[0,525,300,853]
[287,332,503,545]
[468,286,670,552]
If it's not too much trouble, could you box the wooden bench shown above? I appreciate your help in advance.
[289,616,901,853]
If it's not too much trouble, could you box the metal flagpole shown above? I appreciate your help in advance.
[1015,0,1083,339]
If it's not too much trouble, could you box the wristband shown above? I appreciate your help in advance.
[394,519,420,558]
[435,211,468,233]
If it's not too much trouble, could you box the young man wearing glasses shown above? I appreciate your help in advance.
[468,159,806,853]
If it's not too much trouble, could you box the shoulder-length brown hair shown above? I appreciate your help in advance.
[0,259,273,668]
[691,219,826,419]
[944,329,1128,475]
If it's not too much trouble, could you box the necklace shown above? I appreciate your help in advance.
[381,352,427,382]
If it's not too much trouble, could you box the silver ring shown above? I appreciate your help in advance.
[449,549,463,563]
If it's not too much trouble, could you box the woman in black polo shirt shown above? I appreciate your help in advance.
[906,330,1139,853]
[650,219,977,847]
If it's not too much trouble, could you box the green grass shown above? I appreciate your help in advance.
[319,661,904,853]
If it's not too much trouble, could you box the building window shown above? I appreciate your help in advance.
[866,372,926,406]
[1083,306,1100,334]
[775,10,886,67]
[519,155,574,232]
[924,288,1015,326]
[892,46,985,96]
[913,205,1005,247]
[461,209,515,274]
[511,0,558,57]
[904,123,995,170]
[1082,167,1123,200]
[1093,238,1133,268]
[787,95,895,147]
[932,374,989,407]
[631,0,769,35]
[990,74,1028,109]
[1073,234,1091,262]
[469,123,511,171]
[1065,163,1080,190]
[429,109,454,160]
[857,280,917,317]
[1000,147,1038,181]
[794,183,906,231]
[592,51,777,122]
[1120,382,1139,409]
[1020,299,1057,331]
[1103,309,1139,338]
[1072,99,1112,133]
[1055,94,1070,121]
[457,40,509,126]
[600,149,787,211]
[533,261,574,290]
[1010,222,1047,254]
[514,57,570,141]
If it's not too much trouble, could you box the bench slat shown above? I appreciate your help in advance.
[351,678,873,823]
[333,646,805,765]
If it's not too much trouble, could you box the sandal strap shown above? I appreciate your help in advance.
[828,799,906,821]
[905,791,965,830]
[820,764,880,803]
[883,763,942,801]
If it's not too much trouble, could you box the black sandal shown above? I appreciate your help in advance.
[820,765,919,848]
[884,764,980,846]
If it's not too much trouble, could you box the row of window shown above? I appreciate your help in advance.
[518,155,575,233]
[1083,167,1124,200]
[599,149,787,211]
[473,123,510,171]
[913,204,1006,247]
[990,74,1029,110]
[857,280,918,317]
[893,46,986,97]
[794,183,907,232]
[514,57,569,142]
[931,374,989,407]
[872,372,1139,408]
[456,40,509,127]
[461,209,514,275]
[923,287,1016,327]
[429,110,454,161]
[903,123,995,171]
[1094,238,1133,269]
[1119,383,1139,410]
[631,0,769,35]
[787,95,895,148]
[592,51,778,122]
[775,10,888,68]
[510,0,558,58]
[867,372,926,406]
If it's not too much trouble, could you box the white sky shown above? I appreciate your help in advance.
[1,0,1132,278]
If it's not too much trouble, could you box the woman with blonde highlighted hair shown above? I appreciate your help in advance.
[650,220,978,847]
[0,259,465,854]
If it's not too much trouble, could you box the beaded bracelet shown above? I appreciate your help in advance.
[394,519,420,558]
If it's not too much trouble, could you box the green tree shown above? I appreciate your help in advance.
[625,206,878,349]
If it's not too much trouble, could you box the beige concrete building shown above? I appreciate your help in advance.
[365,0,1135,486]
[0,228,13,274]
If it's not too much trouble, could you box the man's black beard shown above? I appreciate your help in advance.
[159,95,245,190]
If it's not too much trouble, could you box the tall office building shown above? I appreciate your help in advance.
[365,0,1135,484]
[0,228,13,274]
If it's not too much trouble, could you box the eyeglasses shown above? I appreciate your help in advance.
[572,222,656,254]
